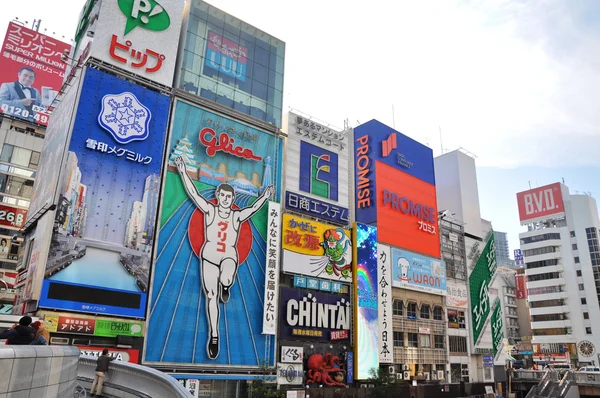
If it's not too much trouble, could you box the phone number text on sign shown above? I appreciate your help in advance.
[0,205,27,229]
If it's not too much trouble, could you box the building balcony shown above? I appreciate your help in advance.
[527,290,568,302]
[521,239,562,250]
[527,278,566,290]
[531,319,572,330]
[525,264,564,277]
[524,250,561,264]
[529,306,569,316]
[394,347,448,365]
[393,316,447,335]
[506,312,519,318]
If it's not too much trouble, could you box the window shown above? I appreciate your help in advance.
[571,231,576,237]
[0,145,34,168]
[586,327,592,335]
[582,298,587,305]
[449,336,468,353]
[575,257,580,263]
[523,246,558,257]
[577,270,582,277]
[530,299,564,308]
[393,300,403,316]
[0,174,34,198]
[434,335,444,349]
[579,284,585,291]
[419,334,431,348]
[433,306,443,321]
[420,304,430,319]
[393,331,404,347]
[532,314,567,322]
[521,233,561,244]
[573,243,578,250]
[528,272,560,282]
[584,312,589,319]
[527,259,559,270]
[448,310,466,328]
[408,333,418,348]
[407,302,417,318]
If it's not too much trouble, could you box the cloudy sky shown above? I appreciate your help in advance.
[2,0,599,251]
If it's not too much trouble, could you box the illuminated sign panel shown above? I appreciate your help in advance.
[391,247,446,296]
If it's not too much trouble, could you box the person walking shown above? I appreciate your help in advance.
[90,348,115,397]
[0,316,34,345]
[30,320,49,345]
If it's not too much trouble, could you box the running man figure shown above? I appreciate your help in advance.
[175,156,274,359]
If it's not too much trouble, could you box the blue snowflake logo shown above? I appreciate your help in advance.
[98,92,152,144]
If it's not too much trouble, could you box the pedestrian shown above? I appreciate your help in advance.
[90,348,115,397]
[0,316,34,345]
[30,320,49,345]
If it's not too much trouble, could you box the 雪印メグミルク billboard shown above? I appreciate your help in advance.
[145,99,283,367]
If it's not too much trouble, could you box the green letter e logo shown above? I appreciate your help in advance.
[118,0,171,35]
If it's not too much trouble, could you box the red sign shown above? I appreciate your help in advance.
[57,316,96,335]
[0,271,17,287]
[0,22,70,126]
[0,204,27,230]
[77,346,140,364]
[517,183,564,223]
[109,35,164,74]
[376,161,440,258]
[516,275,527,299]
[200,128,263,161]
[331,330,349,341]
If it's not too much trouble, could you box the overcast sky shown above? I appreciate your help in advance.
[2,0,599,252]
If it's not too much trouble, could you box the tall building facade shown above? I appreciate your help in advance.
[494,231,515,268]
[517,183,600,366]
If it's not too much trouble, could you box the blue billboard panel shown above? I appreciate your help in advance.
[353,119,435,224]
[38,67,171,318]
[144,99,283,367]
[391,247,447,296]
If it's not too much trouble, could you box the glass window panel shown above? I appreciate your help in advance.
[224,15,241,36]
[216,83,235,108]
[181,70,200,96]
[29,152,39,168]
[275,55,285,75]
[190,0,209,19]
[251,81,267,101]
[206,6,225,29]
[254,46,269,67]
[0,145,13,162]
[188,16,200,36]
[11,147,31,167]
[253,63,268,85]
[274,72,284,91]
[255,30,271,50]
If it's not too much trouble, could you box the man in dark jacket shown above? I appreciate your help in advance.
[0,316,34,345]
[90,348,115,397]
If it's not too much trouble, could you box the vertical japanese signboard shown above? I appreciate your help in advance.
[377,244,393,364]
[0,22,70,126]
[263,202,281,335]
[353,223,378,379]
[491,299,504,359]
[469,233,497,345]
[516,274,527,299]
[284,111,350,225]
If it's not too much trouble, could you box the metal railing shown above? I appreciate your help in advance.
[77,356,192,397]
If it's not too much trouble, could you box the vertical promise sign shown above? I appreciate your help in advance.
[353,223,378,379]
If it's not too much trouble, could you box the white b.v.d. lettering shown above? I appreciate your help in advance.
[524,188,557,215]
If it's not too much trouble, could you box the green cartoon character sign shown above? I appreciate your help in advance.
[321,228,352,279]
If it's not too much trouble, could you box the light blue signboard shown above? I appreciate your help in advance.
[391,248,446,296]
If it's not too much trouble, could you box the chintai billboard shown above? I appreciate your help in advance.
[37,67,171,318]
[144,99,283,368]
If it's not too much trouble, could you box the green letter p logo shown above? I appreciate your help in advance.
[119,0,171,35]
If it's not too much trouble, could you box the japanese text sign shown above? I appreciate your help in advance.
[285,191,349,225]
[392,247,447,296]
[94,319,144,337]
[491,299,504,359]
[263,202,281,335]
[516,275,527,299]
[58,316,96,335]
[469,233,497,345]
[281,346,304,363]
[0,22,70,126]
[446,281,468,308]
[516,183,564,223]
[282,214,352,282]
[377,244,393,364]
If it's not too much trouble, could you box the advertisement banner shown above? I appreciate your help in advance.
[446,281,468,308]
[281,214,352,282]
[0,204,27,231]
[0,234,22,263]
[516,183,564,223]
[516,275,527,299]
[277,363,304,385]
[514,249,524,266]
[377,244,393,364]
[37,67,170,318]
[469,233,497,345]
[354,119,435,225]
[263,202,281,335]
[145,99,283,367]
[0,22,70,126]
[391,248,446,296]
[21,211,54,302]
[90,0,185,86]
[281,346,303,363]
[376,162,440,258]
[353,223,378,380]
[284,111,349,225]
[94,319,144,338]
[491,299,504,359]
[77,346,140,363]
[278,287,350,341]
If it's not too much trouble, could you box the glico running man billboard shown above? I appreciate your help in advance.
[0,22,70,126]
[38,67,170,318]
[353,120,439,258]
[145,99,283,367]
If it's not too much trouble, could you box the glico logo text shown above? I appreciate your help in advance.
[382,189,436,223]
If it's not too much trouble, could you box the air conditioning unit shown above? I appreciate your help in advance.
[403,364,410,371]
[396,373,403,380]
[438,371,445,380]
[388,366,395,374]
[424,373,430,380]
[403,371,410,380]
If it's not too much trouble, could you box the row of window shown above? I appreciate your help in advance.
[528,272,560,282]
[393,331,445,349]
[585,227,600,306]
[528,286,562,295]
[526,259,558,270]
[531,314,568,322]
[523,246,558,257]
[448,310,466,329]
[0,144,40,170]
[529,299,564,308]
[0,173,34,199]
[520,233,561,245]
[392,300,444,320]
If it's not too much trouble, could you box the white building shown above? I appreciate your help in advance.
[124,201,143,249]
[518,183,600,366]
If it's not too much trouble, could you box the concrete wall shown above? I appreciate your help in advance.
[0,345,79,397]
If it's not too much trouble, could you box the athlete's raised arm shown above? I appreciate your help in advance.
[174,156,212,213]
[238,185,274,222]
